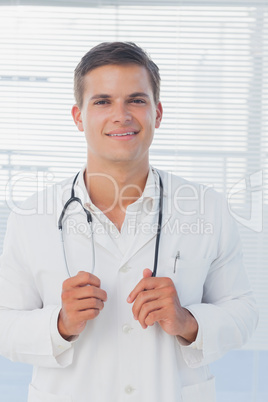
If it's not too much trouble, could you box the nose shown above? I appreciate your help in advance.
[112,101,132,124]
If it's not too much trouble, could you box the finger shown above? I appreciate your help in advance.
[72,285,107,302]
[127,276,172,303]
[132,288,166,319]
[136,299,163,329]
[74,297,105,312]
[127,278,158,303]
[132,285,175,322]
[76,308,101,322]
[144,306,169,327]
[126,268,152,304]
[63,271,101,290]
[143,268,153,279]
[61,287,107,309]
[66,308,101,327]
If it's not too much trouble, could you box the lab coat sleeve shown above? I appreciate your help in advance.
[0,212,75,368]
[177,193,259,368]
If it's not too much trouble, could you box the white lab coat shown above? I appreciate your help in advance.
[0,168,258,402]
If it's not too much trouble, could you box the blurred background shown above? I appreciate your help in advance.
[0,0,267,401]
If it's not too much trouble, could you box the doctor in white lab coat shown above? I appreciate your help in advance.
[0,42,258,402]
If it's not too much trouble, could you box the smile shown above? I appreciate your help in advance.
[107,131,138,137]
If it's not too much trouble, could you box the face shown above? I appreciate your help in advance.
[72,64,162,170]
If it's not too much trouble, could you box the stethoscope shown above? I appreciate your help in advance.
[58,170,163,278]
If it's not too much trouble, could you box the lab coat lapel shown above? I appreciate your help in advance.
[119,170,172,267]
[91,222,122,259]
[119,202,172,268]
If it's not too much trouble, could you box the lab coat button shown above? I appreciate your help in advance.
[119,265,131,273]
[122,324,133,334]
[125,385,135,394]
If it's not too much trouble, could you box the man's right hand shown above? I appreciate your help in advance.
[58,271,107,340]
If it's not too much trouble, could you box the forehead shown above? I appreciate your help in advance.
[83,64,153,96]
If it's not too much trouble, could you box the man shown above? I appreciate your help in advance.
[0,42,258,402]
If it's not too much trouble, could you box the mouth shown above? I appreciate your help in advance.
[106,131,139,137]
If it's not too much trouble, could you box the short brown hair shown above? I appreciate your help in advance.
[74,42,160,108]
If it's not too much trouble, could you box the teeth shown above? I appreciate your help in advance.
[109,132,136,137]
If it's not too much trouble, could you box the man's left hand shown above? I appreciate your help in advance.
[127,269,198,344]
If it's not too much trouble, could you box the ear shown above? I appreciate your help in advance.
[71,104,84,132]
[155,101,163,129]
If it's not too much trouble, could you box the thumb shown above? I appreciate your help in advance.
[143,268,153,279]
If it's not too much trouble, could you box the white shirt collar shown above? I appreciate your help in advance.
[74,165,160,212]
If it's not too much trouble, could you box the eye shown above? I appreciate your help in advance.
[130,99,146,104]
[94,100,110,105]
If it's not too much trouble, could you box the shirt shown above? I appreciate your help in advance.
[76,166,158,256]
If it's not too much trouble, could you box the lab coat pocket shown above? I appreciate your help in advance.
[166,257,212,306]
[167,256,212,275]
[28,384,72,402]
[181,376,216,402]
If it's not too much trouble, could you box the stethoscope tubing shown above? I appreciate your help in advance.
[152,173,163,277]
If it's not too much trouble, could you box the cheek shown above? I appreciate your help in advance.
[83,113,104,135]
[143,111,157,136]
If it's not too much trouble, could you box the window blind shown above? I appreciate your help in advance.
[0,0,267,350]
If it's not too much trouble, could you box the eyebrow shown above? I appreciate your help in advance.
[90,92,150,101]
[128,92,150,98]
[90,94,111,101]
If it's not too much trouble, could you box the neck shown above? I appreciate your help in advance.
[84,158,150,212]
